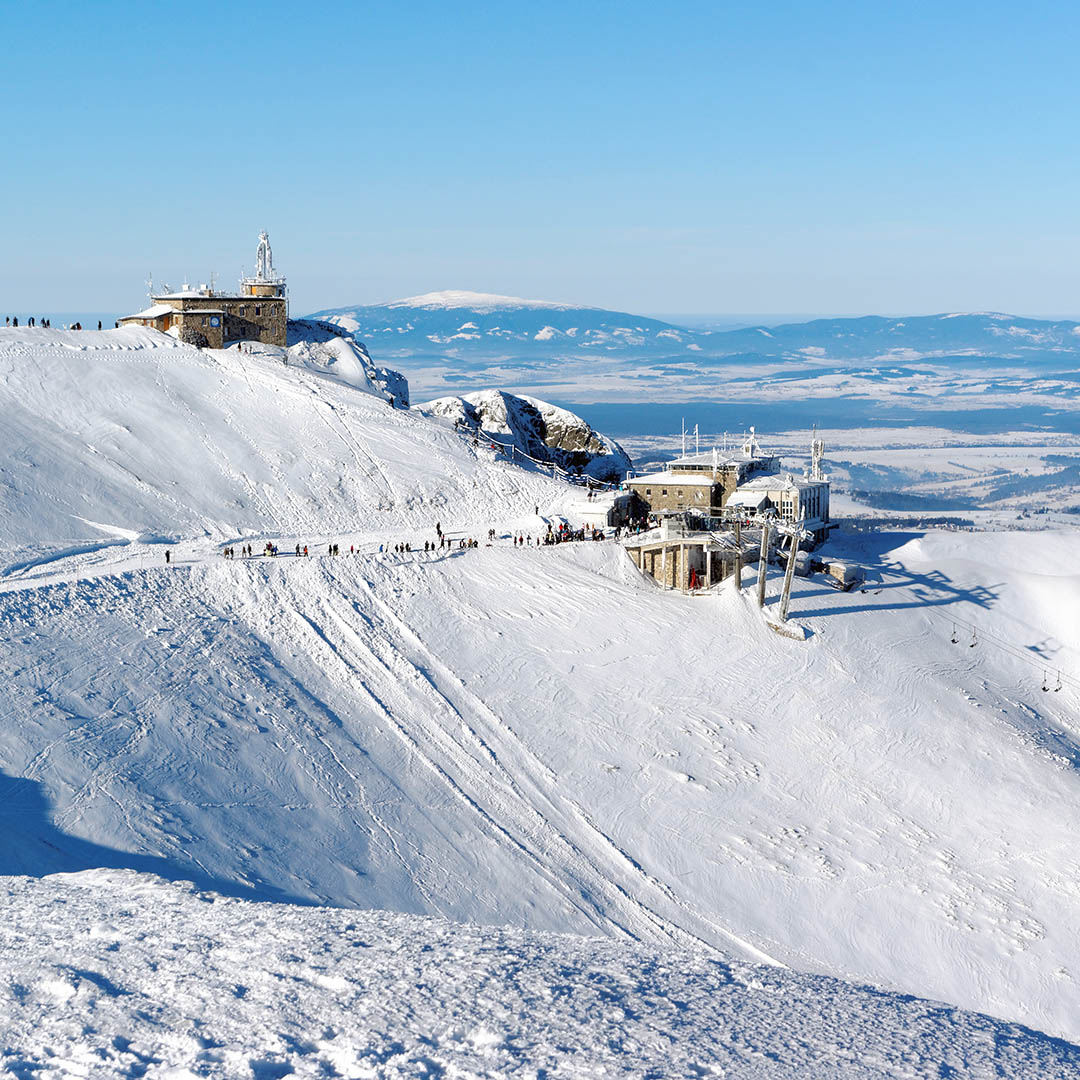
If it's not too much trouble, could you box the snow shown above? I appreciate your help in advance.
[286,332,409,404]
[0,326,569,567]
[385,290,580,313]
[627,469,717,485]
[122,304,177,320]
[4,871,1077,1079]
[3,327,1080,1064]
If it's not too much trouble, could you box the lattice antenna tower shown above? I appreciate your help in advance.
[810,424,826,481]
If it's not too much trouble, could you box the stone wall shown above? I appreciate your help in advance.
[175,310,223,349]
[626,479,722,516]
[158,295,287,346]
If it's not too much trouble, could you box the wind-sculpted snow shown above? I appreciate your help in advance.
[2,870,1077,1079]
[286,321,410,405]
[419,389,633,481]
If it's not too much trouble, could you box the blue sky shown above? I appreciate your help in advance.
[3,1,1080,317]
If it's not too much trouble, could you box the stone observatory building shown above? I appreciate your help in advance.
[119,231,287,348]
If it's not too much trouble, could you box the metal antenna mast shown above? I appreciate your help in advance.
[810,425,825,482]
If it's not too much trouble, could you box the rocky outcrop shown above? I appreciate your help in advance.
[419,390,632,482]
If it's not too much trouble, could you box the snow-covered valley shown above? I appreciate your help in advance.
[2,326,1080,1074]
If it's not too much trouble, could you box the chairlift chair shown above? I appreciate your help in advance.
[969,628,977,648]
[950,625,958,644]
[1042,671,1050,693]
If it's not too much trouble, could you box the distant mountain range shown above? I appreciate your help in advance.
[305,291,703,358]
[306,292,1080,363]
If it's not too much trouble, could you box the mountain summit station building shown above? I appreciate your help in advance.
[119,231,287,348]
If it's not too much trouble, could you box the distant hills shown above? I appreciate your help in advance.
[305,290,703,358]
[306,292,1080,364]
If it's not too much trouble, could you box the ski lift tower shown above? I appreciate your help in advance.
[756,511,813,622]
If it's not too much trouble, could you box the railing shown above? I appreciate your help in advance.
[471,427,623,490]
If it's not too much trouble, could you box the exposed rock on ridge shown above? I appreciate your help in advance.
[419,389,632,482]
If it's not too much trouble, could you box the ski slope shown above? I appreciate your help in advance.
[2,327,1080,1054]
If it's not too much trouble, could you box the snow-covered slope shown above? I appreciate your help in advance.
[3,327,1080,1050]
[3,869,1076,1079]
[386,289,578,312]
[419,389,633,481]
[286,319,410,405]
[0,326,565,568]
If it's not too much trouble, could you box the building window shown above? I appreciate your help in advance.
[201,317,207,326]
[677,490,684,497]
[239,306,245,315]
[645,489,652,496]
[662,489,668,496]
[255,306,261,316]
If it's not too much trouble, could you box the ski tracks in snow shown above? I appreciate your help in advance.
[232,557,779,963]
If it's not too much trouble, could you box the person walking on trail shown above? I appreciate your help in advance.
[295,543,301,557]
[165,550,171,564]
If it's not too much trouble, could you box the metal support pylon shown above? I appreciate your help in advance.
[756,519,771,607]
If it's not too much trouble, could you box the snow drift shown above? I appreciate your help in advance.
[286,319,409,405]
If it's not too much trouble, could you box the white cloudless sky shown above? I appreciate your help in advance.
[3,1,1080,317]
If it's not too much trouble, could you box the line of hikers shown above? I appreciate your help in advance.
[179,514,615,567]
[4,317,105,330]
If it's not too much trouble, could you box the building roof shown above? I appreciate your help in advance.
[627,471,719,487]
[121,304,178,320]
[736,473,829,493]
[726,490,769,509]
[153,291,282,302]
[669,449,778,468]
